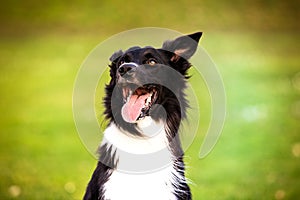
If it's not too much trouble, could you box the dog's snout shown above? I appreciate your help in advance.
[118,63,137,76]
[118,65,132,76]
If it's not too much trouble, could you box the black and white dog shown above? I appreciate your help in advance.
[83,32,202,200]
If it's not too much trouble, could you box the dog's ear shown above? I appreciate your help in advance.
[109,50,123,63]
[162,32,202,62]
[108,50,123,80]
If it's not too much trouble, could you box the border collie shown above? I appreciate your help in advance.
[83,32,202,200]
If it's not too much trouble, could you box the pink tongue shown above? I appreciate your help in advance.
[121,93,150,123]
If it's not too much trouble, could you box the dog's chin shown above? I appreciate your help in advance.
[120,84,158,124]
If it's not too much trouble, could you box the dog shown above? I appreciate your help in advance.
[83,32,202,200]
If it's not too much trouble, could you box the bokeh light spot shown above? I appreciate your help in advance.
[8,185,21,198]
[241,105,267,122]
[274,189,286,200]
[292,143,300,158]
[292,72,300,92]
[64,181,76,194]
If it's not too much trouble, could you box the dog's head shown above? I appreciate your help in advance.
[104,32,202,135]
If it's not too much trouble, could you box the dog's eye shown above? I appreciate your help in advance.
[148,59,157,65]
[119,60,124,66]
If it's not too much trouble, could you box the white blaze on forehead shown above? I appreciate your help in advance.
[119,62,139,68]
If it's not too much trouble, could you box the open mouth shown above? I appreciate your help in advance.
[121,84,158,123]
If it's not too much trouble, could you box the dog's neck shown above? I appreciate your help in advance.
[101,118,181,200]
[100,117,174,173]
[137,116,165,137]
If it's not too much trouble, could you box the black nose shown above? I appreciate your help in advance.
[118,63,137,76]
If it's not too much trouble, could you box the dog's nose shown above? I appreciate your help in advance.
[118,62,137,76]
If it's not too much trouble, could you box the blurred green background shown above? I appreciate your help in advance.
[0,0,299,199]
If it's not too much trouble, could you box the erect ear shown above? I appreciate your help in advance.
[162,32,202,62]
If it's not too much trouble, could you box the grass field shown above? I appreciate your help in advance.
[0,1,300,199]
[0,31,299,199]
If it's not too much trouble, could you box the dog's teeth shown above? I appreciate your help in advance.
[126,90,132,102]
[145,96,151,106]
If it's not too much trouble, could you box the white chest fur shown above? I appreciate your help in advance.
[103,166,176,200]
[101,118,177,200]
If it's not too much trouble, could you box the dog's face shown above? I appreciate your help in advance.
[115,47,169,124]
[104,32,202,135]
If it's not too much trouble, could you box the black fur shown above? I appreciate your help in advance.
[83,32,202,200]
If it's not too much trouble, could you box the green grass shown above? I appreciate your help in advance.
[0,31,299,200]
